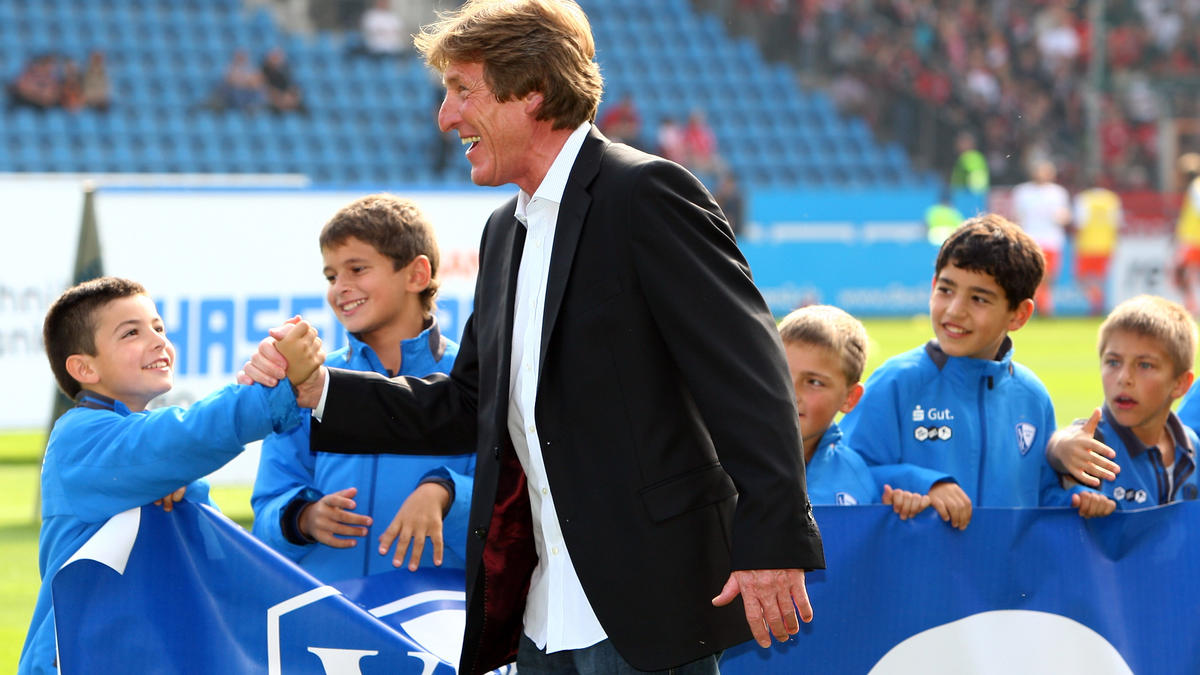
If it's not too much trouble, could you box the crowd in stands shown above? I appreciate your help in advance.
[717,0,1200,192]
[598,95,743,234]
[201,47,306,114]
[7,51,109,112]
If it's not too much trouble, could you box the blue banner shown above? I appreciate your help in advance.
[51,503,510,675]
[51,502,1199,674]
[723,504,1198,674]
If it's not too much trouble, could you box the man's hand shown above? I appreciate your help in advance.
[298,487,373,547]
[154,486,187,513]
[379,482,453,571]
[1072,490,1117,518]
[712,568,812,648]
[882,484,931,520]
[928,481,973,530]
[236,318,327,408]
[1046,408,1120,487]
[237,317,298,387]
[275,319,323,386]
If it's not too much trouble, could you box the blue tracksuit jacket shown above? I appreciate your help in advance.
[20,384,304,675]
[251,320,475,581]
[1075,407,1199,509]
[840,338,1071,507]
[805,422,879,506]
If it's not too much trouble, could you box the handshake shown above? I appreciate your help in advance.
[237,317,327,408]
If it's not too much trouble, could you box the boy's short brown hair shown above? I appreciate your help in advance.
[1098,295,1198,376]
[43,276,146,399]
[414,0,603,130]
[778,305,869,384]
[935,213,1045,310]
[319,194,441,315]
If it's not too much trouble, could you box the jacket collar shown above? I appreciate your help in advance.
[339,315,446,368]
[538,125,607,374]
[1101,406,1196,460]
[924,336,1015,379]
[74,390,133,415]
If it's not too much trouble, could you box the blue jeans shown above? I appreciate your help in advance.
[517,635,721,674]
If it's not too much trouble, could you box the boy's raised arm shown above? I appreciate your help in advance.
[1045,408,1121,487]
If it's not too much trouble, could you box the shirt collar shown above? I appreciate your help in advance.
[514,121,592,226]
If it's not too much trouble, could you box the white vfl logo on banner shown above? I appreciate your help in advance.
[870,610,1132,674]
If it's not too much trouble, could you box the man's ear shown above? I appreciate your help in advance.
[524,91,544,115]
[1008,297,1035,331]
[405,255,433,293]
[66,354,100,386]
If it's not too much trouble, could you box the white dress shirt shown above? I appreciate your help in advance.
[506,121,607,652]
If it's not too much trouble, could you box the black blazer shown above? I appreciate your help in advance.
[312,127,825,673]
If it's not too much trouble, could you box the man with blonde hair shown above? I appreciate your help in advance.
[243,1,824,673]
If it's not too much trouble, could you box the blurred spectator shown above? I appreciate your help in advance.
[1072,183,1123,316]
[949,132,989,195]
[714,170,745,240]
[356,0,407,57]
[1173,153,1200,315]
[682,109,719,173]
[59,58,84,111]
[656,116,687,165]
[8,54,60,110]
[261,47,305,114]
[598,92,642,149]
[81,51,110,111]
[924,188,964,246]
[206,49,266,112]
[1012,159,1072,316]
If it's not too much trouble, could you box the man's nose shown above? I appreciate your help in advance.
[437,96,458,133]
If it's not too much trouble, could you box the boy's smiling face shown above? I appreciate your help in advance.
[323,236,413,341]
[1101,329,1194,440]
[73,294,175,411]
[929,263,1033,360]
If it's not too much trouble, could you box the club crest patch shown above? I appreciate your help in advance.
[1015,422,1037,455]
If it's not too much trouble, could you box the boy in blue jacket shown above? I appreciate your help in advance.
[251,194,475,580]
[841,214,1073,530]
[20,276,320,675]
[1046,295,1198,514]
[778,305,929,516]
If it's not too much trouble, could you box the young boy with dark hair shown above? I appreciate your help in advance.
[778,305,928,516]
[1046,295,1198,515]
[21,276,320,675]
[840,214,1073,530]
[251,194,475,580]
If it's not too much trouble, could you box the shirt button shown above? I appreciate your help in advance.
[528,424,535,433]
[551,546,559,555]
[541,487,548,495]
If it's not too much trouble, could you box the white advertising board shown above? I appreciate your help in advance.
[0,180,507,445]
